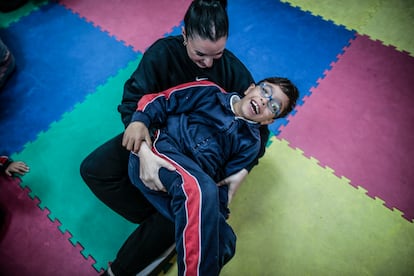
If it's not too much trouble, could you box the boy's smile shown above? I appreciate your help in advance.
[250,99,260,115]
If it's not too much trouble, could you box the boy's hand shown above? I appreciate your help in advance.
[5,161,30,176]
[217,168,248,204]
[122,121,152,153]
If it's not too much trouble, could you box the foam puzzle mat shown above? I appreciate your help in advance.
[0,0,413,275]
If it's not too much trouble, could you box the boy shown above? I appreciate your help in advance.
[128,78,298,276]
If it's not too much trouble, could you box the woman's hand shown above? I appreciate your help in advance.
[137,142,176,192]
[217,168,248,204]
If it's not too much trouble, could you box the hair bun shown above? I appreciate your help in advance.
[197,0,227,10]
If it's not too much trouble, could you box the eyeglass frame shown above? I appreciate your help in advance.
[259,82,282,116]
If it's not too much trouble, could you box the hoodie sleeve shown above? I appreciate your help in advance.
[0,156,12,173]
[131,81,224,128]
[119,40,170,128]
[224,125,261,177]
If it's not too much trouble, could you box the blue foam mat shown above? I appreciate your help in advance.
[226,0,355,135]
[0,3,137,154]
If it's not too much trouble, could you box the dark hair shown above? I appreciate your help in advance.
[183,0,228,41]
[258,77,299,118]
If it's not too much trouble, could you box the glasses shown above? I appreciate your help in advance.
[259,82,282,116]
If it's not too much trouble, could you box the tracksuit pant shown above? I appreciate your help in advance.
[128,143,236,276]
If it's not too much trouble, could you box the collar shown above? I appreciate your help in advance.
[229,94,258,124]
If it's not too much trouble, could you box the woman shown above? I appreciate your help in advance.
[80,1,269,275]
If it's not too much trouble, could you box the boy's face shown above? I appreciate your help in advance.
[239,82,290,125]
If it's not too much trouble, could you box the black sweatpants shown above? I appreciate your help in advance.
[80,133,175,275]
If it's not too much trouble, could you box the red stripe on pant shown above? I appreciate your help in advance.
[151,134,205,275]
[170,160,203,275]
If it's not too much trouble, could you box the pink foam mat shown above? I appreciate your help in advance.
[59,0,192,52]
[0,175,98,276]
[279,34,414,222]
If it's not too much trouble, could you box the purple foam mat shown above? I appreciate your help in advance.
[0,175,99,275]
[279,34,414,221]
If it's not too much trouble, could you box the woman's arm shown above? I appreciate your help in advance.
[217,168,248,204]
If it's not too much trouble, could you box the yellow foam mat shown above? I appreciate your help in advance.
[165,137,414,275]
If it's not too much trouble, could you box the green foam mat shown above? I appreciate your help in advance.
[11,57,142,271]
[168,137,414,275]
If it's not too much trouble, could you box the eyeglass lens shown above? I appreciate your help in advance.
[260,83,281,115]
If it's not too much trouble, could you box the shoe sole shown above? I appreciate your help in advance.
[136,243,176,276]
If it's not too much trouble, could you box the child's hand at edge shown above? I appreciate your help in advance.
[5,161,30,176]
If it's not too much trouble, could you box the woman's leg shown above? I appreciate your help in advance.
[80,133,154,222]
[81,134,175,275]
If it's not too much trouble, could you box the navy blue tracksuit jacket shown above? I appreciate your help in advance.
[128,80,262,276]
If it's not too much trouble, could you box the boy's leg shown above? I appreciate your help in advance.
[128,142,236,275]
[150,150,222,276]
[218,214,237,269]
[171,166,222,275]
[80,133,175,275]
[128,154,176,222]
[217,185,237,268]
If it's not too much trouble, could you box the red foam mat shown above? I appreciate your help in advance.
[279,34,414,221]
[0,175,98,276]
[59,0,192,52]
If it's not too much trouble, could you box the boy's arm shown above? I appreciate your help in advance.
[217,168,248,204]
[132,80,222,127]
[123,85,184,153]
[124,81,222,153]
[245,125,269,171]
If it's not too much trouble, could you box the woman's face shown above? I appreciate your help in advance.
[185,34,227,69]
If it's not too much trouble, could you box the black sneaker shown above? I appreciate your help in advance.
[0,0,29,12]
[0,39,16,90]
[136,243,176,276]
[0,204,10,241]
